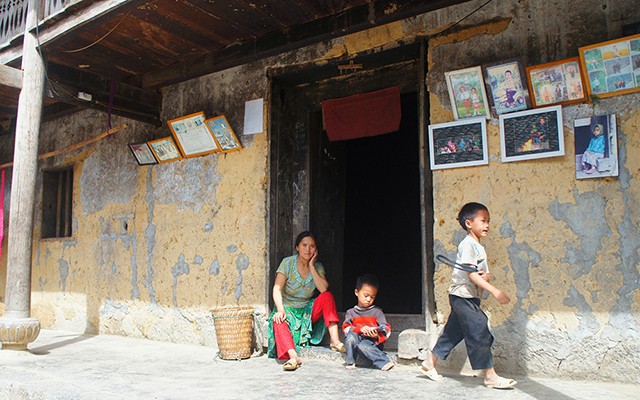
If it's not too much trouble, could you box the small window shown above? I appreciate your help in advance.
[41,167,73,238]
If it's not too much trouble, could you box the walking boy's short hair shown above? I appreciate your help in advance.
[457,202,489,230]
[356,274,379,290]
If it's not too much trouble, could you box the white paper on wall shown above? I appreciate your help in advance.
[243,98,264,135]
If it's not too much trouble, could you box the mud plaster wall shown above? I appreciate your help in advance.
[0,5,364,348]
[1,81,270,347]
[422,0,640,384]
[0,33,344,346]
[0,0,638,382]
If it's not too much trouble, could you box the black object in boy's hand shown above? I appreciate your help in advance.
[435,254,479,273]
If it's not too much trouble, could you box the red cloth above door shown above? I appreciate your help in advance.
[321,86,401,142]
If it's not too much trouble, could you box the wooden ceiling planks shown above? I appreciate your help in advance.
[0,0,474,128]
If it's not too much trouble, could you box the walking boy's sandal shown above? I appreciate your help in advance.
[484,376,517,389]
[420,364,444,381]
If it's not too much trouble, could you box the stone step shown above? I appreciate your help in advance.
[299,346,422,366]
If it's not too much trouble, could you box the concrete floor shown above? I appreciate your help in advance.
[0,330,638,400]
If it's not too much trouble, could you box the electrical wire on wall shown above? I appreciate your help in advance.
[433,0,495,38]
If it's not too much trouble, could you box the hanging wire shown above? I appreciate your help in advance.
[31,3,128,117]
[61,11,130,53]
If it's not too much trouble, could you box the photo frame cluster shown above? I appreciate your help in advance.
[434,33,633,174]
[128,111,242,166]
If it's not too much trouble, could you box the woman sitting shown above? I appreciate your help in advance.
[267,231,345,371]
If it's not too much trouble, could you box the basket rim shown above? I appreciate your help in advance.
[211,305,255,318]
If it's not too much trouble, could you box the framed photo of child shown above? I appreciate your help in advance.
[499,105,564,163]
[428,117,488,170]
[444,66,491,120]
[485,61,529,115]
[574,114,618,179]
[579,33,640,99]
[526,57,587,107]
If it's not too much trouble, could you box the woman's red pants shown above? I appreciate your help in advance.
[273,291,339,360]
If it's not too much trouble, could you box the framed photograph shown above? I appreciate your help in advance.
[526,57,587,107]
[428,117,488,170]
[579,33,640,99]
[485,61,529,114]
[148,136,183,163]
[574,114,618,179]
[445,66,491,120]
[167,111,220,157]
[205,115,242,153]
[128,142,158,165]
[499,105,564,163]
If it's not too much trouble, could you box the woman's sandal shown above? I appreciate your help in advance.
[330,342,346,353]
[282,359,300,371]
[484,376,517,389]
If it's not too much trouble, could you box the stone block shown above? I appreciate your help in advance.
[397,328,429,359]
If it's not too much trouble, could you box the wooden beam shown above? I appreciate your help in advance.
[137,0,473,88]
[0,123,128,169]
[0,64,22,89]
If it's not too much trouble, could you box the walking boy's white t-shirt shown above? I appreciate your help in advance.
[448,234,489,299]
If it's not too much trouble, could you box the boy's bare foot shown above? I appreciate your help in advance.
[345,364,356,370]
[381,361,395,371]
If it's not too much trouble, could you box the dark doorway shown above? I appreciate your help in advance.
[269,43,433,339]
[340,93,422,314]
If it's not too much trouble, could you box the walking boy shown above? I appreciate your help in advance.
[420,202,517,389]
[342,274,394,371]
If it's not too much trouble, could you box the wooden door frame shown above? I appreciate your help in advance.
[266,42,435,336]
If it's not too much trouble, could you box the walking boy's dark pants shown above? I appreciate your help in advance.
[432,294,494,370]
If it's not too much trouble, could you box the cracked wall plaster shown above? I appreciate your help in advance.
[549,189,611,278]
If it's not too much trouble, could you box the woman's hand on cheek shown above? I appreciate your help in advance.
[310,251,318,267]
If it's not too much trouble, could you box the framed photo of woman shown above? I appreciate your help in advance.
[444,66,491,120]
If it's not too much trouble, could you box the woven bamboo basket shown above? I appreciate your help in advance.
[211,306,254,360]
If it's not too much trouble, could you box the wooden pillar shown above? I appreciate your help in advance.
[0,0,43,350]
